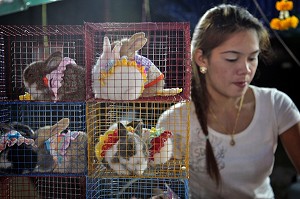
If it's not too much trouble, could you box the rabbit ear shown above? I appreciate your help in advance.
[101,36,112,59]
[117,122,127,138]
[36,118,70,145]
[50,118,70,135]
[126,120,143,128]
[10,122,35,139]
[134,122,143,137]
[121,32,147,58]
[128,32,147,51]
[112,41,121,60]
[45,51,63,71]
[126,120,143,137]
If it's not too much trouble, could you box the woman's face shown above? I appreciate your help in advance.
[196,29,260,99]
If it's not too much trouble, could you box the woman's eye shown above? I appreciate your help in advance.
[226,58,237,62]
[248,57,258,62]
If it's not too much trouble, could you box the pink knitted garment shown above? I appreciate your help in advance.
[45,57,76,101]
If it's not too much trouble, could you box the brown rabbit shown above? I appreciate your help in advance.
[33,118,87,173]
[23,51,86,101]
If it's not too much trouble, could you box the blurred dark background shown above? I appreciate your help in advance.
[0,0,300,198]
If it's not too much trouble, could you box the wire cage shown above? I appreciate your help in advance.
[86,101,190,178]
[0,23,191,198]
[0,176,86,199]
[85,22,191,102]
[0,101,87,175]
[0,176,40,199]
[0,25,85,102]
[86,177,188,199]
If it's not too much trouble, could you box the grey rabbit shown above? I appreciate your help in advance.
[97,120,149,176]
[23,51,86,101]
[32,118,87,173]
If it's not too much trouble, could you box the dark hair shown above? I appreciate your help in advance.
[191,4,270,185]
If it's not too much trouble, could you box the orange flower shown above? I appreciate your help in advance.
[281,18,292,30]
[270,16,299,30]
[276,1,293,11]
[270,0,298,30]
[270,18,282,30]
[290,15,299,28]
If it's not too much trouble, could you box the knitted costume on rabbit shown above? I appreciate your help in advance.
[23,51,86,101]
[0,122,38,174]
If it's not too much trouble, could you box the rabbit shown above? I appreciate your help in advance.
[118,32,182,98]
[23,51,86,101]
[156,102,189,160]
[119,120,173,166]
[92,35,146,100]
[33,118,87,173]
[0,122,38,174]
[110,120,173,166]
[95,120,149,176]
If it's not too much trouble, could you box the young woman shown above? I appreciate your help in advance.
[156,4,300,198]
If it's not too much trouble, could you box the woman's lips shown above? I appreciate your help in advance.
[234,81,247,88]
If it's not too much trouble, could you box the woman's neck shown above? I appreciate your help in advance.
[207,88,255,135]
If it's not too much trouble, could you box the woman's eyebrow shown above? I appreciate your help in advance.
[220,50,260,55]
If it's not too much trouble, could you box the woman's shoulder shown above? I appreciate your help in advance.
[250,85,295,108]
[250,85,287,99]
[250,84,278,94]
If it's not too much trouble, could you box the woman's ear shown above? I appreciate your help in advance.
[194,48,207,68]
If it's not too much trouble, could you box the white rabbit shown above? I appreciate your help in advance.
[119,32,182,98]
[92,35,146,100]
[156,102,189,160]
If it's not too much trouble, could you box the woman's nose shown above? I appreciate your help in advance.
[238,60,252,75]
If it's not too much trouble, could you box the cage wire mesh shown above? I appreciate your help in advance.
[85,22,191,101]
[86,177,188,199]
[0,22,191,198]
[86,101,190,178]
[0,176,39,199]
[0,176,86,199]
[0,25,85,102]
[0,102,87,175]
[35,176,86,199]
[0,35,6,100]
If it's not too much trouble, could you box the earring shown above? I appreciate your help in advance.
[200,66,207,74]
